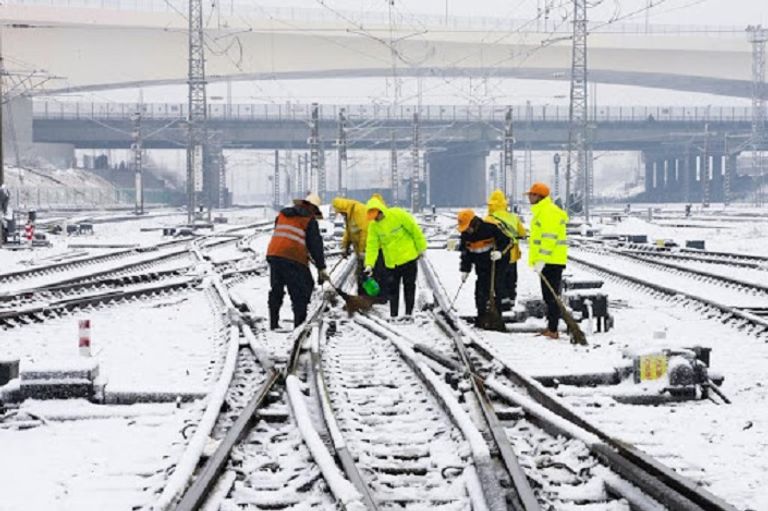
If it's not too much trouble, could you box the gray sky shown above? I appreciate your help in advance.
[254,0,766,28]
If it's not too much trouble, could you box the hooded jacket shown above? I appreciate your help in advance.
[528,196,568,266]
[485,190,527,262]
[364,196,427,269]
[332,197,369,256]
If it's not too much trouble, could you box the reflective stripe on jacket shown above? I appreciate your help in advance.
[528,196,568,266]
[267,212,312,266]
[459,219,510,274]
[364,196,427,269]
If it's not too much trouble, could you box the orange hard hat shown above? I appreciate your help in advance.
[457,209,476,232]
[524,182,550,197]
[367,208,381,220]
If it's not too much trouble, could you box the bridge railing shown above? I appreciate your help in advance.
[4,0,745,37]
[33,101,754,124]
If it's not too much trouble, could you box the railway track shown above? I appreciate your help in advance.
[0,221,271,293]
[569,247,768,335]
[415,256,739,511]
[614,246,768,271]
[147,252,740,511]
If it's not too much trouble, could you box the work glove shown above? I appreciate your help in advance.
[460,272,470,283]
[363,266,373,278]
[318,269,330,285]
[532,261,545,274]
[490,250,502,261]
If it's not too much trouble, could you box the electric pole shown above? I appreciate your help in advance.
[553,153,561,198]
[0,28,6,244]
[273,149,280,209]
[747,25,768,206]
[337,108,347,196]
[702,123,711,207]
[410,112,421,212]
[390,130,399,205]
[186,0,207,223]
[131,104,143,215]
[310,103,324,199]
[503,107,514,202]
[566,0,589,220]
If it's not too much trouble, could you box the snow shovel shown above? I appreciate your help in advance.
[539,271,587,346]
[476,259,506,332]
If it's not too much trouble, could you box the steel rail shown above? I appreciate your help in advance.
[612,250,768,294]
[173,256,357,511]
[569,253,768,333]
[420,256,740,511]
[615,248,766,270]
[309,322,379,510]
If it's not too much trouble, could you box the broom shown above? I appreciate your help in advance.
[538,270,587,345]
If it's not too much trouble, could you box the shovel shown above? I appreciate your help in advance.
[476,259,507,332]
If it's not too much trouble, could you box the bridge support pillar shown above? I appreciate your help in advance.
[665,157,683,200]
[428,143,488,207]
[711,153,724,203]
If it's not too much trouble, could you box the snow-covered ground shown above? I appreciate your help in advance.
[430,208,768,510]
[1,205,768,510]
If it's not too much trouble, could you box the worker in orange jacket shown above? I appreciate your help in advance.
[266,193,328,330]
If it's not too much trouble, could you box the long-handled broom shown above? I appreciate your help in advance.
[539,270,587,345]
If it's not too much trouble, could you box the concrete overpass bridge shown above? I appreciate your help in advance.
[32,101,759,205]
[0,1,756,97]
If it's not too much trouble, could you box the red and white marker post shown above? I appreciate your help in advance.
[25,223,34,243]
[78,319,91,357]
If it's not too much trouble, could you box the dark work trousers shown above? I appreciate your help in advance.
[388,259,418,317]
[355,255,365,295]
[372,250,388,298]
[474,261,505,317]
[268,258,315,329]
[504,261,518,304]
[540,264,565,332]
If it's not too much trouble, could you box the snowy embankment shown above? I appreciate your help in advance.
[3,166,123,210]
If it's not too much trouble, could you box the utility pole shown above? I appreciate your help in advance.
[747,25,768,206]
[0,29,6,245]
[702,123,711,207]
[295,154,303,198]
[566,0,589,220]
[309,103,323,199]
[273,149,280,209]
[131,103,143,215]
[524,101,533,193]
[553,153,561,198]
[390,130,398,205]
[503,107,514,203]
[410,112,421,212]
[186,0,207,223]
[337,108,347,196]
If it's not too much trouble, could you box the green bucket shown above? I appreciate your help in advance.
[362,277,381,297]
